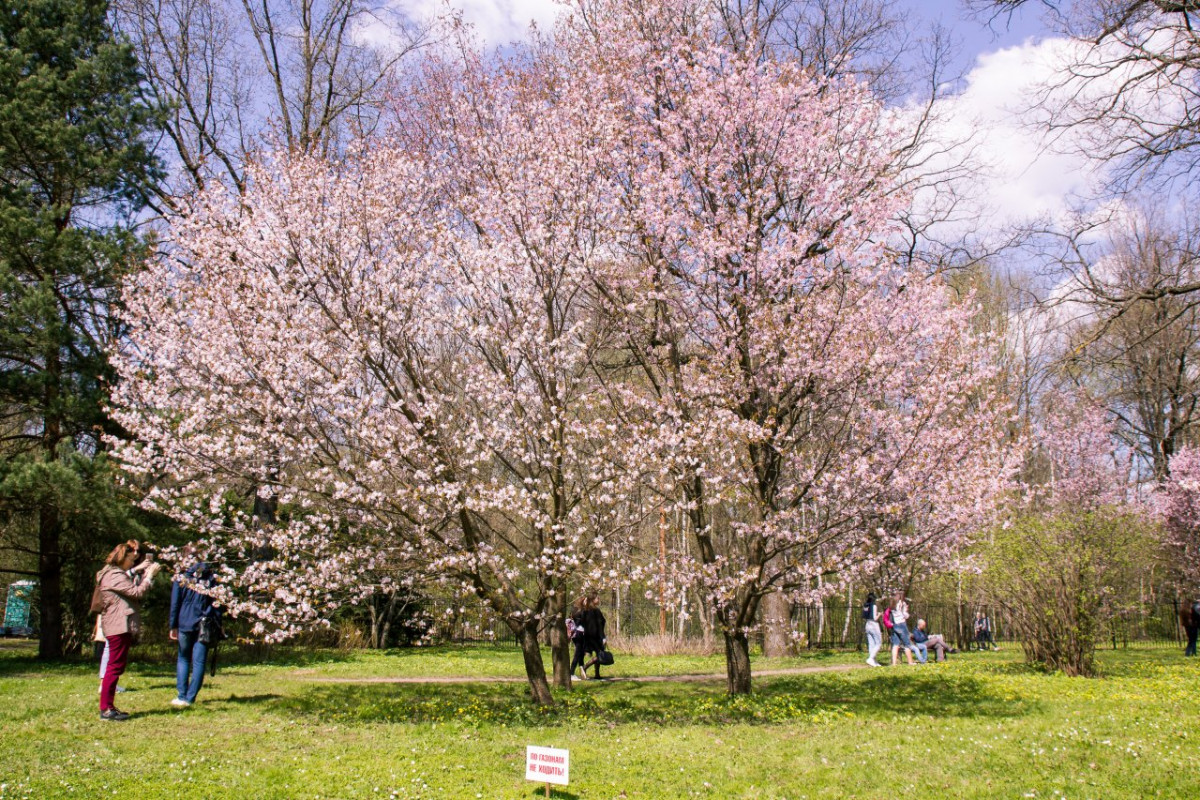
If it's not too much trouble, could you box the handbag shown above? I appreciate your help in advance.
[596,649,614,666]
[197,613,226,646]
[89,583,106,615]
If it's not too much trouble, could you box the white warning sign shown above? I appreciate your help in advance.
[525,745,570,786]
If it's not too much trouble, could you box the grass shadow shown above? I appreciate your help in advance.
[279,665,1038,728]
[764,649,846,663]
[118,681,178,691]
[0,643,368,679]
[166,644,364,669]
[219,693,283,706]
[753,670,1038,720]
[528,789,578,799]
[0,642,107,679]
[126,707,184,720]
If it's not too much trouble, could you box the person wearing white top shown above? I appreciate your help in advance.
[889,592,916,666]
[862,593,882,667]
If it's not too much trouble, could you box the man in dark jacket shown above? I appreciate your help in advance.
[169,549,220,708]
[1182,599,1199,657]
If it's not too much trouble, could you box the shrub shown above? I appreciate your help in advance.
[981,509,1156,676]
[606,633,719,657]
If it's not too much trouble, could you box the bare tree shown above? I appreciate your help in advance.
[114,0,429,203]
[970,0,1200,188]
[714,0,917,101]
[1047,211,1200,478]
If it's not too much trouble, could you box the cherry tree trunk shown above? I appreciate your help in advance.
[724,629,753,695]
[547,593,572,689]
[516,623,555,706]
[761,591,793,657]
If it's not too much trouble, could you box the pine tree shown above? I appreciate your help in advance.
[0,0,160,657]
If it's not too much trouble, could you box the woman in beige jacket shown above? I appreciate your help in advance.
[95,540,161,720]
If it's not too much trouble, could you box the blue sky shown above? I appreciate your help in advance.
[904,0,1048,64]
[392,0,1052,67]
[902,0,1051,80]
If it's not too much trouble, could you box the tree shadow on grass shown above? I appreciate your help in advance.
[279,667,1037,728]
[0,640,94,678]
[529,788,578,800]
[753,670,1038,720]
[217,693,282,706]
[172,645,363,669]
[120,693,282,720]
[762,648,846,664]
[0,643,368,680]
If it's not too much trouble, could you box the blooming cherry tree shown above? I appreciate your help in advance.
[1023,398,1131,512]
[112,35,644,704]
[562,0,1012,693]
[112,0,1016,701]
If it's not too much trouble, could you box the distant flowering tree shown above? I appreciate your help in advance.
[1022,398,1131,511]
[1158,447,1200,592]
[560,0,1013,694]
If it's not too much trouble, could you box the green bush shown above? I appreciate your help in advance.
[982,509,1158,676]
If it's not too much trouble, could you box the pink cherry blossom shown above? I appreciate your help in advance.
[110,0,1016,699]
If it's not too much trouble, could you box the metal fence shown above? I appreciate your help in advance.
[429,596,1190,652]
[1098,603,1187,650]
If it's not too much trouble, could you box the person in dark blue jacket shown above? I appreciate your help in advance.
[169,548,220,708]
[910,619,930,664]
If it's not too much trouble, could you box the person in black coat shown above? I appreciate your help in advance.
[569,596,591,680]
[1182,598,1200,657]
[581,594,608,679]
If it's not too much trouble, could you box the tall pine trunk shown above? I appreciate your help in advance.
[38,348,63,659]
[37,505,63,659]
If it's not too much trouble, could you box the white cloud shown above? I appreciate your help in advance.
[908,29,1189,247]
[905,36,1109,242]
[395,0,563,46]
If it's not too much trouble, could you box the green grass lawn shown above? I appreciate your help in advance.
[1,640,1196,799]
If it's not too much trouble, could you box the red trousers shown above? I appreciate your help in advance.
[100,633,131,711]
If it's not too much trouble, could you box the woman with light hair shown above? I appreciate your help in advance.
[94,540,161,720]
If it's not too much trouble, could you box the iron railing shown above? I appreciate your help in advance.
[428,597,1190,652]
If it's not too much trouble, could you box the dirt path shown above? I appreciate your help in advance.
[298,662,865,685]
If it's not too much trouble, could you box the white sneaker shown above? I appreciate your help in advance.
[170,698,191,708]
[866,659,880,667]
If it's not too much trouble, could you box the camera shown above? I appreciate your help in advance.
[135,546,157,565]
